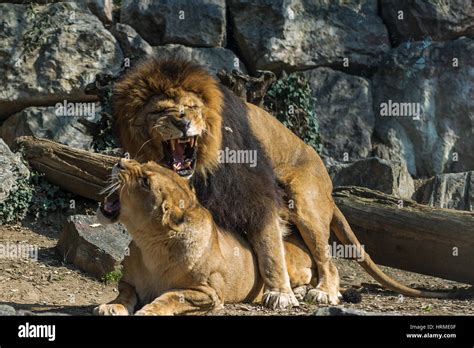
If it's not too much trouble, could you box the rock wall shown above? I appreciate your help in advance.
[0,0,472,210]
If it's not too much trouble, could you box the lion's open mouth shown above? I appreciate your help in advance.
[100,191,120,220]
[162,136,198,177]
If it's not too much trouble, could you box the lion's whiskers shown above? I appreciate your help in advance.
[100,181,120,197]
[136,133,161,158]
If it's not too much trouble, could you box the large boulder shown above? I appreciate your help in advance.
[56,215,132,279]
[303,67,374,161]
[120,0,226,48]
[328,157,415,199]
[372,37,474,177]
[414,171,473,211]
[381,0,474,46]
[0,139,30,206]
[228,0,390,73]
[0,2,123,119]
[0,105,99,151]
[110,23,153,62]
[85,0,113,25]
[153,44,246,75]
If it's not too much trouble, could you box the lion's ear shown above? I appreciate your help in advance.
[161,200,185,229]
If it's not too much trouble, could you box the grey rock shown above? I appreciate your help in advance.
[314,306,398,316]
[0,139,30,204]
[414,171,473,211]
[0,105,99,151]
[0,2,123,119]
[329,157,415,199]
[153,44,246,75]
[17,310,70,316]
[381,0,474,46]
[0,304,17,316]
[372,37,474,177]
[56,215,132,279]
[229,0,390,73]
[0,0,74,3]
[303,67,374,161]
[0,305,70,316]
[121,0,226,47]
[371,142,405,164]
[86,0,113,24]
[110,23,153,61]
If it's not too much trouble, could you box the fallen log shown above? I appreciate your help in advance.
[16,136,117,201]
[16,136,474,284]
[333,186,474,285]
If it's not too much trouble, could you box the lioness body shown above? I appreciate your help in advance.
[95,160,315,315]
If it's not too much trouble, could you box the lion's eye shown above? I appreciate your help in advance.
[139,177,150,189]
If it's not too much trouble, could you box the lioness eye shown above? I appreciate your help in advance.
[140,177,150,189]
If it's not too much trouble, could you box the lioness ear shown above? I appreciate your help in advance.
[161,200,185,229]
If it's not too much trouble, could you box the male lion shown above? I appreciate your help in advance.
[112,57,451,307]
[95,159,316,315]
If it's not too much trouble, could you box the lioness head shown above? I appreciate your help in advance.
[97,159,198,230]
[114,57,223,179]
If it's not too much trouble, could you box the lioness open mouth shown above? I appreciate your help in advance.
[162,136,198,177]
[100,191,120,220]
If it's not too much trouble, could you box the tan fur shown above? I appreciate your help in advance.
[94,160,316,315]
[114,58,451,307]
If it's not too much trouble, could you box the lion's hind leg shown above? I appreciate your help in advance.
[289,173,341,305]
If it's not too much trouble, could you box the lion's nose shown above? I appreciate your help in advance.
[172,117,191,135]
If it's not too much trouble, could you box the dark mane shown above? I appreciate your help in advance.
[191,86,281,234]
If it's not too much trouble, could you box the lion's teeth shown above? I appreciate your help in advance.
[190,137,195,147]
[170,139,176,151]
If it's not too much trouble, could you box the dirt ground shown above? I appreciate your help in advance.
[0,219,473,316]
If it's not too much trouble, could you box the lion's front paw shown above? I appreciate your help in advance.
[93,303,130,316]
[305,288,340,305]
[262,290,300,309]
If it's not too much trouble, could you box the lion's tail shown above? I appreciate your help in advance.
[331,205,453,299]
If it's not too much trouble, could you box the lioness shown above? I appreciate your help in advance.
[95,159,316,315]
[113,57,451,307]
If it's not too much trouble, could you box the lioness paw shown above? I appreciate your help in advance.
[292,285,309,301]
[93,303,130,316]
[135,304,172,316]
[305,288,340,305]
[262,291,300,309]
